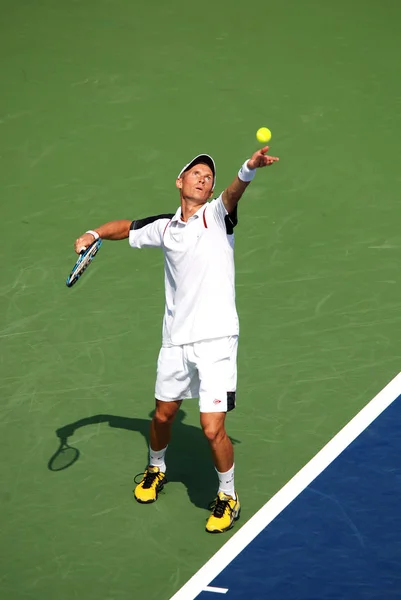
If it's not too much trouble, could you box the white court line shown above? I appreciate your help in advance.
[204,586,228,594]
[170,372,401,600]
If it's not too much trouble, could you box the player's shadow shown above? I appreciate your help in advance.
[48,410,240,510]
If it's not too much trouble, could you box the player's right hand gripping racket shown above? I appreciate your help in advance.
[66,239,102,288]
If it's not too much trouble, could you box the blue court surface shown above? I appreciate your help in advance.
[171,373,401,600]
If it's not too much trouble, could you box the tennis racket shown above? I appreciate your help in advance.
[66,239,102,287]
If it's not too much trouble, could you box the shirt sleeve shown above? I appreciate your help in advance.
[128,214,173,249]
[208,195,238,234]
[208,194,228,228]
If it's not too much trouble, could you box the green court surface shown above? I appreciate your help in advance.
[1,1,401,598]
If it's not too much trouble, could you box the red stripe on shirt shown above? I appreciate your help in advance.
[163,219,171,237]
[203,208,208,228]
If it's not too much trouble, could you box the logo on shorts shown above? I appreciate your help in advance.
[213,399,222,405]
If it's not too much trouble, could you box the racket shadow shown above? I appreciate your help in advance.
[48,437,80,471]
[50,411,241,510]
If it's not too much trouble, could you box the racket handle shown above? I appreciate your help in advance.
[78,246,87,253]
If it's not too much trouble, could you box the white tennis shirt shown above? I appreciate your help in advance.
[129,195,239,346]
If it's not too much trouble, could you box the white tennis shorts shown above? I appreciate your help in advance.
[155,336,238,413]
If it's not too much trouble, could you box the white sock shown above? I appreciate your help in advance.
[216,464,236,499]
[149,446,167,473]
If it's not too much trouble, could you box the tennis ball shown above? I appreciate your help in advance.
[256,127,272,143]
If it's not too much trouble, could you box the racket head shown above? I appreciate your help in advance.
[66,239,102,288]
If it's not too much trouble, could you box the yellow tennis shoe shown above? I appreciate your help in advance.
[206,491,241,533]
[134,466,166,504]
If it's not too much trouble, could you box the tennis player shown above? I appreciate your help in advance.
[74,146,279,533]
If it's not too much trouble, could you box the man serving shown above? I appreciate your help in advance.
[74,145,279,533]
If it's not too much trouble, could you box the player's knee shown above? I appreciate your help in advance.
[153,403,178,426]
[202,422,226,444]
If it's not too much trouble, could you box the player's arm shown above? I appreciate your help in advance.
[74,220,131,254]
[222,146,279,214]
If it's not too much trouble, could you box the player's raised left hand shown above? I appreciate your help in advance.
[247,146,279,169]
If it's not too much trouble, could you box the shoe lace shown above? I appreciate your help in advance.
[210,496,232,519]
[134,470,161,488]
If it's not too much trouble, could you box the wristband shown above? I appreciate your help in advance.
[86,229,100,240]
[238,160,256,182]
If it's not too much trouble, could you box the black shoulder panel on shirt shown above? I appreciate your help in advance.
[224,206,238,235]
[130,214,175,231]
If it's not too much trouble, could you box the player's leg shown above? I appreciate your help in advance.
[134,345,196,504]
[149,398,182,453]
[195,336,240,532]
[201,410,240,533]
[200,411,234,474]
[134,399,182,504]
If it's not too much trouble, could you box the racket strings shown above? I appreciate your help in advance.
[73,253,93,275]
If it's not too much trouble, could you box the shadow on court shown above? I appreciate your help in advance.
[48,410,240,509]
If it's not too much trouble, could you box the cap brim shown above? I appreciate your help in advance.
[177,154,216,189]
